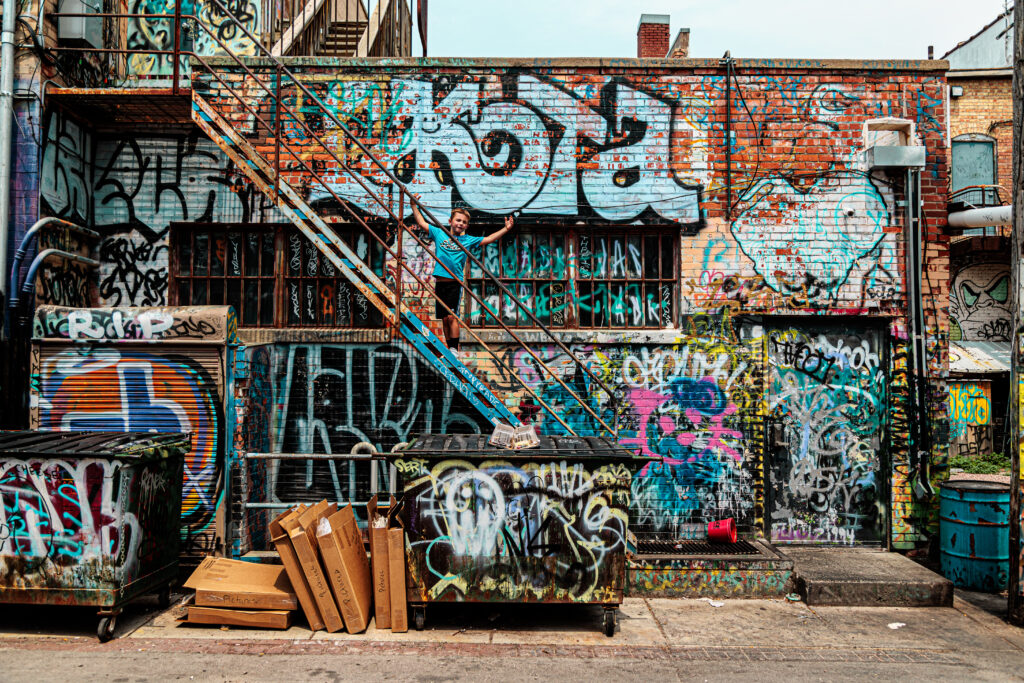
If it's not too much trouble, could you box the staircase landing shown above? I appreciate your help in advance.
[785,547,953,607]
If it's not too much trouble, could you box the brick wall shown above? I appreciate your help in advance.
[637,19,670,58]
[949,75,1013,188]
[46,58,950,547]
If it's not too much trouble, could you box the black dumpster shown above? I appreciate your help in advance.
[390,434,640,637]
[0,431,189,641]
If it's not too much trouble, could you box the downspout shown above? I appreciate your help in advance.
[0,0,17,339]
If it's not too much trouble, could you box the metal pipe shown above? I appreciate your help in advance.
[947,204,1012,228]
[0,0,17,337]
[244,452,381,460]
[9,217,100,310]
[18,249,100,298]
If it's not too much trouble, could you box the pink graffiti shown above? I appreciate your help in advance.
[623,381,743,476]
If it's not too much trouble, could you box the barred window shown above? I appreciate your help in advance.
[170,224,384,328]
[465,228,677,329]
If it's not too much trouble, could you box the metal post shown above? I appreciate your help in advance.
[0,0,17,337]
[1008,0,1023,625]
[273,65,282,201]
[393,191,404,338]
[172,0,181,94]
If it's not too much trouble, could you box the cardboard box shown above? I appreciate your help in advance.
[367,495,394,629]
[316,505,373,633]
[269,505,324,631]
[287,502,344,633]
[387,521,408,633]
[186,605,293,630]
[184,556,298,611]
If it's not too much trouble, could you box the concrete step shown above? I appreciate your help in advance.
[784,547,953,607]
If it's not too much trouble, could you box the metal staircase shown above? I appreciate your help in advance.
[184,0,619,436]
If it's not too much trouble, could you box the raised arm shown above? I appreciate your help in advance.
[409,200,431,232]
[481,215,515,246]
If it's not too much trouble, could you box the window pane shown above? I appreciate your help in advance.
[261,232,275,276]
[228,232,242,276]
[552,237,568,280]
[336,282,351,325]
[519,233,533,279]
[288,233,302,277]
[243,280,259,326]
[610,236,626,279]
[501,236,517,278]
[304,240,319,278]
[287,281,301,324]
[303,282,316,324]
[211,235,226,276]
[644,235,659,279]
[209,278,224,305]
[194,233,209,276]
[191,279,207,305]
[535,235,551,278]
[177,280,190,305]
[626,283,642,326]
[661,235,674,279]
[609,283,626,327]
[244,233,259,276]
[260,280,275,326]
[226,279,241,316]
[577,233,592,279]
[178,236,192,276]
[593,237,607,278]
[627,236,642,278]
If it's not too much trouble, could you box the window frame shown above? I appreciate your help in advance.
[464,225,680,331]
[168,222,386,329]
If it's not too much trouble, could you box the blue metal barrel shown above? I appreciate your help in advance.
[939,480,1010,592]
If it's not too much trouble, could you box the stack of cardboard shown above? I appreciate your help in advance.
[269,499,404,633]
[367,494,407,632]
[182,557,299,629]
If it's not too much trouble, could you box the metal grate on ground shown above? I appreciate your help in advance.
[636,538,764,556]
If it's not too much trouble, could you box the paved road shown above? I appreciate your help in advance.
[1,592,1022,681]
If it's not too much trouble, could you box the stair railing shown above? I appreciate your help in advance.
[177,5,621,436]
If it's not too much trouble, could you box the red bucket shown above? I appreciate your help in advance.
[707,518,737,543]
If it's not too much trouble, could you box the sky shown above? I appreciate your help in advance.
[423,0,1012,60]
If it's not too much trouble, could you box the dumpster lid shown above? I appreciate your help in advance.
[0,430,191,458]
[394,434,644,460]
[939,478,1010,494]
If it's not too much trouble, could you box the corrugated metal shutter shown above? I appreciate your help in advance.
[33,343,225,562]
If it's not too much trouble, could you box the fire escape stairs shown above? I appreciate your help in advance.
[184,3,620,437]
[191,94,520,428]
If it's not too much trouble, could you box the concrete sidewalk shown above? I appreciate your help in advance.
[1,591,1023,680]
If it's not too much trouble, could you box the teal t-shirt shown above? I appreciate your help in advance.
[427,226,483,281]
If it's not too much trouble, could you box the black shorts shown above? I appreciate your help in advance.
[435,278,463,318]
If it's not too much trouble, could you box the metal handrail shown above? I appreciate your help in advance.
[188,0,620,433]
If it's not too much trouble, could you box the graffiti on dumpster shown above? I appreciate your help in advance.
[394,458,630,603]
[0,457,176,585]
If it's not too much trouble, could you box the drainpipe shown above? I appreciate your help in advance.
[947,204,1013,228]
[0,0,17,339]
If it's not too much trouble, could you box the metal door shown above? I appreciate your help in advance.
[767,324,887,545]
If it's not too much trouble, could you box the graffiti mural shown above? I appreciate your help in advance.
[269,343,489,506]
[768,326,886,545]
[32,347,223,557]
[393,457,630,602]
[301,74,708,227]
[126,0,260,77]
[950,262,1011,342]
[33,305,236,343]
[0,456,181,589]
[948,380,994,457]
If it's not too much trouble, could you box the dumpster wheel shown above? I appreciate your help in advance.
[413,606,426,631]
[602,609,616,638]
[97,615,117,642]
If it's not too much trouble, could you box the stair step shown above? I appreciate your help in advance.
[785,547,953,607]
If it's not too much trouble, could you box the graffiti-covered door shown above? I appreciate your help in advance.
[767,325,887,545]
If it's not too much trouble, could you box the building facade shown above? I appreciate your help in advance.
[2,3,952,592]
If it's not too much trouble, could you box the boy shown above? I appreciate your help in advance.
[410,203,514,350]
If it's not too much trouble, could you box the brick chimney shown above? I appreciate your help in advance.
[668,28,689,58]
[637,14,670,58]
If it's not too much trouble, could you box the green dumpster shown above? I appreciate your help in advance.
[389,434,640,637]
[0,431,189,641]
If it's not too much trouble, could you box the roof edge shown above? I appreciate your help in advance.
[197,56,950,71]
